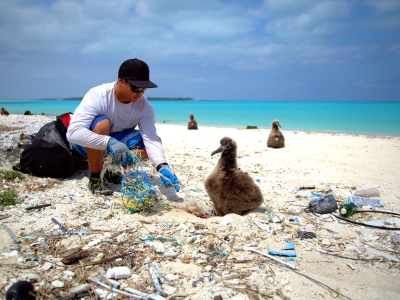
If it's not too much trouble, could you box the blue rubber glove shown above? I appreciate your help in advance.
[107,137,135,167]
[159,164,180,192]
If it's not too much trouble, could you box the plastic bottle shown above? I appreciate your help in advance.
[339,203,358,217]
[106,266,131,279]
[353,187,380,198]
[347,195,384,207]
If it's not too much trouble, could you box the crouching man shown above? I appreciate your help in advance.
[66,58,179,195]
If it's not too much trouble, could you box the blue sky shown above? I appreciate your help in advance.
[0,0,399,101]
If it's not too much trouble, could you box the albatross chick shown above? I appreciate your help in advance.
[187,113,198,130]
[1,107,10,116]
[205,137,263,216]
[267,120,285,148]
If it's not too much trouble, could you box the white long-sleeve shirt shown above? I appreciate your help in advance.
[66,81,167,168]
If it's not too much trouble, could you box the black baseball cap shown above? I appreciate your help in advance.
[118,58,158,88]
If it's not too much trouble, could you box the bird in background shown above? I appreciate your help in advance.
[204,137,264,216]
[187,113,198,130]
[1,107,10,116]
[267,119,285,148]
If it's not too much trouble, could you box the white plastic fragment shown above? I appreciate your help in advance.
[164,249,177,258]
[87,276,143,299]
[252,217,270,231]
[220,215,233,225]
[41,262,53,271]
[27,274,42,283]
[365,246,400,262]
[51,280,64,287]
[162,284,177,295]
[69,283,91,295]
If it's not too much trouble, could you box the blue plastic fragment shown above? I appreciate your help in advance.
[268,242,296,257]
[283,242,295,250]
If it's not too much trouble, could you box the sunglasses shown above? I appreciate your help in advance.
[125,80,147,93]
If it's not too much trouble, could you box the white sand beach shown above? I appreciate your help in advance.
[0,114,400,300]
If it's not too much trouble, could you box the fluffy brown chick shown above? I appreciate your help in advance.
[187,113,198,130]
[204,137,263,216]
[267,119,285,148]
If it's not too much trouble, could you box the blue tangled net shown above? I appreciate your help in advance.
[119,169,168,213]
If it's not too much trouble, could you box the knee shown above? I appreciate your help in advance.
[92,119,111,135]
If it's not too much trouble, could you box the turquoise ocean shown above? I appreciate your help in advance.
[1,99,399,136]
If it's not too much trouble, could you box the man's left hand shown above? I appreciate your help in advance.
[159,165,180,192]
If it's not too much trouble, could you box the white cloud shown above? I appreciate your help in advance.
[360,0,400,28]
[173,17,253,41]
[389,44,400,55]
[362,0,400,14]
[264,1,350,42]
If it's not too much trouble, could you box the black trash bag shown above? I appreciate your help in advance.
[5,281,35,300]
[13,113,87,178]
[304,194,338,214]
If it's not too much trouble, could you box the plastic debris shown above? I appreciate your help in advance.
[298,231,316,240]
[147,262,165,296]
[364,218,400,227]
[299,184,315,189]
[297,190,312,197]
[38,229,91,236]
[353,187,380,197]
[268,242,297,257]
[339,203,358,217]
[245,247,296,269]
[119,170,166,213]
[153,261,166,284]
[365,246,400,262]
[304,194,338,214]
[2,224,22,246]
[51,218,67,231]
[252,216,270,231]
[346,195,384,207]
[391,236,400,243]
[26,204,51,211]
[106,266,131,279]
[87,276,164,299]
[158,220,175,228]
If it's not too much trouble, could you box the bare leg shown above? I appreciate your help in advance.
[131,148,148,159]
[86,119,111,173]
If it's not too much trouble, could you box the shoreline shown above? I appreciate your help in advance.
[158,122,400,138]
[1,114,399,138]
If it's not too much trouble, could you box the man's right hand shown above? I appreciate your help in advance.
[107,137,135,166]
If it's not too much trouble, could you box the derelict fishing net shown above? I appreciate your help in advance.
[102,154,168,213]
[120,169,168,213]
